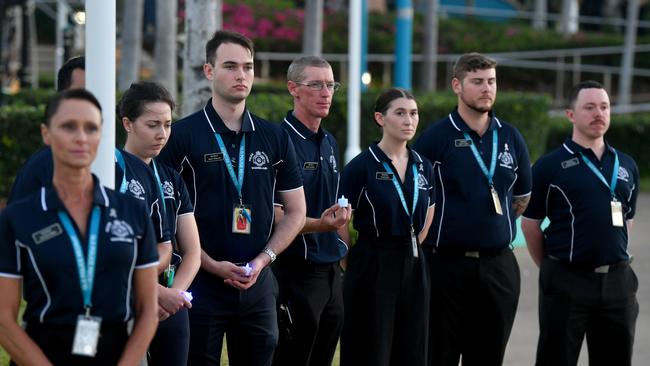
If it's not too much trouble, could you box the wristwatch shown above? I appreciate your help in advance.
[262,247,277,263]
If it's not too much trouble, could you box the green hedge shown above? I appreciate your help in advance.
[547,114,650,176]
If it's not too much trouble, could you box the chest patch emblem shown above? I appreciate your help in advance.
[376,172,394,180]
[561,157,580,169]
[128,180,145,200]
[417,172,429,190]
[204,152,224,162]
[329,155,338,173]
[498,143,514,169]
[454,139,473,147]
[617,166,630,182]
[106,220,135,243]
[303,162,319,170]
[249,151,270,170]
[32,223,63,244]
[163,181,174,198]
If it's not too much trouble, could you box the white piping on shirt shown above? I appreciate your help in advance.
[180,156,198,212]
[40,187,47,211]
[284,118,307,140]
[549,184,575,262]
[433,162,445,248]
[16,241,51,323]
[124,237,138,321]
[364,190,380,237]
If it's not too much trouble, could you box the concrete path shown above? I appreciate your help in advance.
[504,193,650,365]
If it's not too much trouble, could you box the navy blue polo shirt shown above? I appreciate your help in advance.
[7,147,171,244]
[157,99,303,263]
[522,139,639,267]
[339,144,435,239]
[278,111,347,263]
[0,176,159,325]
[151,159,194,239]
[413,108,532,250]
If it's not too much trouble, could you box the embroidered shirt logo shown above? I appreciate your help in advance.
[329,155,338,173]
[106,220,134,243]
[618,166,630,182]
[418,172,429,190]
[162,181,174,198]
[249,151,270,170]
[498,143,514,169]
[128,180,145,200]
[32,223,63,244]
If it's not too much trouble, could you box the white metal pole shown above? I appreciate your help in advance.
[86,0,116,188]
[618,0,639,106]
[345,0,362,164]
[55,0,68,82]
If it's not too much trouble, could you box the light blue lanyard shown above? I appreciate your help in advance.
[57,206,101,310]
[151,159,166,214]
[382,162,419,225]
[214,133,252,223]
[114,148,128,193]
[463,129,498,186]
[579,150,619,198]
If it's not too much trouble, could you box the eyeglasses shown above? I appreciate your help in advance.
[293,81,341,92]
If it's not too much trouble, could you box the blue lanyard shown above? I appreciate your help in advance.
[382,162,419,225]
[579,150,619,198]
[114,148,128,193]
[462,129,498,186]
[151,159,166,214]
[57,206,101,310]
[214,133,246,200]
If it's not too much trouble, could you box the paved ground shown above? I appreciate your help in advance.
[503,193,650,365]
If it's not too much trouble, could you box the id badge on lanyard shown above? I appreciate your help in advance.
[579,151,623,227]
[462,129,503,215]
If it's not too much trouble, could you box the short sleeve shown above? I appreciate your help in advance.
[522,158,551,220]
[512,129,532,197]
[275,130,303,192]
[0,211,22,278]
[134,202,160,269]
[176,174,194,215]
[625,159,640,220]
[427,163,437,207]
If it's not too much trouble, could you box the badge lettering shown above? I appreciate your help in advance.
[561,157,580,169]
[455,139,473,147]
[376,172,394,180]
[303,162,319,170]
[32,223,63,244]
[204,153,224,162]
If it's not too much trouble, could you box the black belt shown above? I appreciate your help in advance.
[547,255,632,274]
[431,246,509,258]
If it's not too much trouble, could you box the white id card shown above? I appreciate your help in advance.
[72,315,102,357]
[490,186,503,215]
[410,230,419,258]
[611,200,624,227]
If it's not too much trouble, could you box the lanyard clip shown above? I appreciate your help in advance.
[84,306,92,318]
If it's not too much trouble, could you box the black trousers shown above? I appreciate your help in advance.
[272,258,344,366]
[427,248,520,366]
[13,321,128,366]
[149,307,190,366]
[187,268,279,366]
[536,257,639,366]
[341,238,430,366]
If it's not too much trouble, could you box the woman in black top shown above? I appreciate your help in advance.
[0,89,159,365]
[119,81,201,365]
[338,88,436,366]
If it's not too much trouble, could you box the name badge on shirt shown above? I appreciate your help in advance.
[32,223,63,244]
[375,172,394,180]
[303,162,319,170]
[204,153,224,163]
[561,157,580,169]
[72,315,102,357]
[454,139,473,147]
[232,204,252,234]
[611,200,624,227]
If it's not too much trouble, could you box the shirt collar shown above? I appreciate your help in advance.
[203,98,255,134]
[448,107,501,133]
[41,174,110,212]
[368,143,423,164]
[283,110,324,141]
[562,138,616,156]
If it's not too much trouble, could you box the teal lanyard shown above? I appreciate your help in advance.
[382,162,419,225]
[579,150,619,198]
[114,148,128,193]
[214,133,252,222]
[151,159,167,214]
[463,129,498,186]
[57,206,101,311]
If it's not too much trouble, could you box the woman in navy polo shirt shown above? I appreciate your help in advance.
[0,89,159,365]
[119,81,201,365]
[338,88,436,366]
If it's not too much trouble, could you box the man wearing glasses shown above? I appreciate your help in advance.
[272,56,352,366]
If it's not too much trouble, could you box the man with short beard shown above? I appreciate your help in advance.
[413,52,532,366]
